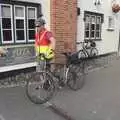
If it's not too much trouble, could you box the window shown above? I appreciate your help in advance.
[0,5,13,44]
[84,11,103,41]
[0,1,40,45]
[27,7,37,42]
[14,6,26,43]
[107,16,114,31]
[85,15,90,38]
[96,16,101,38]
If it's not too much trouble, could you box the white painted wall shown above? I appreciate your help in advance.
[14,0,51,30]
[77,0,120,55]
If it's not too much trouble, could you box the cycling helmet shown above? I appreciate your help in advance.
[35,17,46,27]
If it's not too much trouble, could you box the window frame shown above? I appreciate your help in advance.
[84,14,90,40]
[0,4,14,44]
[14,5,26,43]
[96,16,101,39]
[0,0,41,45]
[107,16,115,31]
[27,6,37,42]
[84,11,104,41]
[90,15,96,40]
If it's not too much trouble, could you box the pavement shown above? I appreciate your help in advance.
[51,58,120,120]
[0,57,120,120]
[0,86,63,120]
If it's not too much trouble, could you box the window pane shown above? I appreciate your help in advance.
[96,24,100,30]
[91,16,95,23]
[1,5,11,18]
[91,31,95,38]
[16,20,24,29]
[108,16,114,28]
[15,7,24,17]
[91,24,95,30]
[85,15,90,22]
[97,17,101,24]
[16,30,24,40]
[28,8,35,19]
[96,31,100,38]
[3,30,12,41]
[29,30,35,40]
[28,19,35,29]
[108,17,112,28]
[85,23,90,30]
[85,31,89,38]
[2,18,11,29]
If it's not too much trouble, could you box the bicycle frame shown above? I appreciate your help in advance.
[49,62,70,85]
[82,46,90,57]
[35,52,81,88]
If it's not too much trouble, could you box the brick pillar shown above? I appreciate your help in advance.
[50,0,77,63]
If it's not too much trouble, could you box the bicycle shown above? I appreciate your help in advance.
[26,52,85,104]
[76,40,98,59]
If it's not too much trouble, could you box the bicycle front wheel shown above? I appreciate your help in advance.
[90,48,98,57]
[67,63,85,91]
[78,50,87,59]
[26,71,56,104]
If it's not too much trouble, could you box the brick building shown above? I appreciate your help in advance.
[50,0,77,62]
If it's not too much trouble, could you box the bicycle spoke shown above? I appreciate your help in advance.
[67,64,85,91]
[26,72,55,104]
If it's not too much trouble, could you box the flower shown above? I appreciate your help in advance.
[112,4,120,13]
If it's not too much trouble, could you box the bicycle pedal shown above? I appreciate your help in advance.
[87,66,93,70]
[58,84,65,90]
[58,86,63,90]
[35,86,40,90]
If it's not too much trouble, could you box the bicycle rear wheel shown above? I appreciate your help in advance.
[67,62,85,91]
[26,71,56,104]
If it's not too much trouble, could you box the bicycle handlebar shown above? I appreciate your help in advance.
[76,39,94,44]
[76,41,89,48]
[76,40,96,48]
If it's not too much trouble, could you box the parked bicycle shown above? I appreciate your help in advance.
[26,52,85,104]
[76,40,98,59]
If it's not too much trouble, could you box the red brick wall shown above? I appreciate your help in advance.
[50,0,77,63]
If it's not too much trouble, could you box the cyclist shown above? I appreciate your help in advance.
[35,17,55,70]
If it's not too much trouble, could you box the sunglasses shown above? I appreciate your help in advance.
[35,26,41,27]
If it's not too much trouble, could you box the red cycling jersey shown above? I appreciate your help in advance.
[35,29,53,46]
